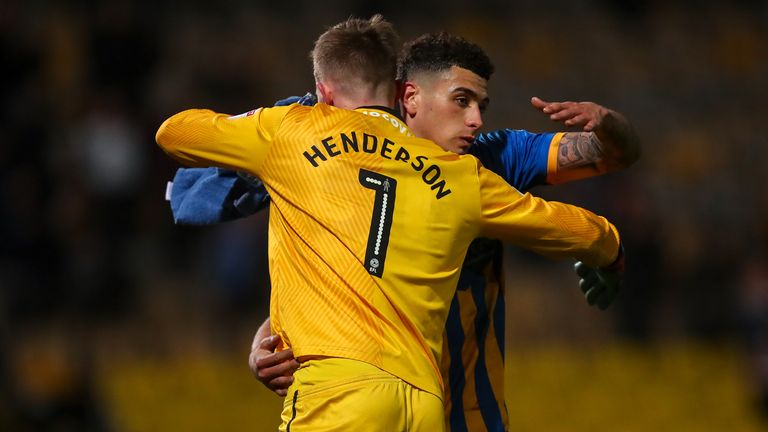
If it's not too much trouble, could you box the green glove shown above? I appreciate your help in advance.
[574,245,624,310]
[573,262,621,309]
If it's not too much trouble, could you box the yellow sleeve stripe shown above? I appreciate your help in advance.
[545,132,565,184]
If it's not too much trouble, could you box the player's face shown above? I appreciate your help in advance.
[402,66,489,154]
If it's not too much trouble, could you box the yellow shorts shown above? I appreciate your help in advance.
[278,357,445,432]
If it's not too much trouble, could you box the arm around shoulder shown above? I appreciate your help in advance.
[477,165,621,268]
[155,106,288,175]
[155,108,232,166]
[531,98,641,182]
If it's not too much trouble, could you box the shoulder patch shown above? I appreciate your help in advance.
[228,108,260,119]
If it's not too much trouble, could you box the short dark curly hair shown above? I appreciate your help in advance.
[397,32,494,82]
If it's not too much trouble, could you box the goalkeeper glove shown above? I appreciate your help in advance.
[574,244,624,310]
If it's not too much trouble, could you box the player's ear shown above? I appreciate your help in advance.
[401,81,419,116]
[316,81,333,105]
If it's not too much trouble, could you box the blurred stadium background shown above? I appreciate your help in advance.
[2,0,767,430]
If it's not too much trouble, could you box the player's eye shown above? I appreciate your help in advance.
[455,96,469,107]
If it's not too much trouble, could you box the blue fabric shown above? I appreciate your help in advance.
[470,129,555,191]
[493,282,505,357]
[468,272,504,431]
[445,291,468,432]
[169,168,270,225]
[168,93,316,225]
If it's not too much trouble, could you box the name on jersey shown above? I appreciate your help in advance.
[302,131,452,200]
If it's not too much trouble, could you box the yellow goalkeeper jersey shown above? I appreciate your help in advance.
[156,103,620,399]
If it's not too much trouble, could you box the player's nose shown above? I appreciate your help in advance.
[466,106,483,130]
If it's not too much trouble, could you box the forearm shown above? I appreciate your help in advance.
[547,106,641,183]
[516,197,621,268]
[483,192,621,268]
[479,165,621,266]
[593,108,641,170]
[155,109,266,174]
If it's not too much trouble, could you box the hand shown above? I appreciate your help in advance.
[531,97,610,132]
[248,333,300,397]
[574,261,623,310]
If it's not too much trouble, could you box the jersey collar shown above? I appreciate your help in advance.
[357,105,403,120]
[354,105,413,137]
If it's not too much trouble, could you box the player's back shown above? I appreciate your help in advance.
[259,103,486,398]
[156,102,620,399]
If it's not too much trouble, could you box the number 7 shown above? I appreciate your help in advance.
[358,169,396,277]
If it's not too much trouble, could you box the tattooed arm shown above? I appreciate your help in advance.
[531,97,641,182]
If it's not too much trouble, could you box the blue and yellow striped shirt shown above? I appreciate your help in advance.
[443,129,563,431]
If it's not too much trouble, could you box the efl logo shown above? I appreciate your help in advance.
[228,108,260,120]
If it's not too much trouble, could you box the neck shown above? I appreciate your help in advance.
[334,94,394,110]
[319,78,396,110]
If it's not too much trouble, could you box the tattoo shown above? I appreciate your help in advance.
[557,132,604,170]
